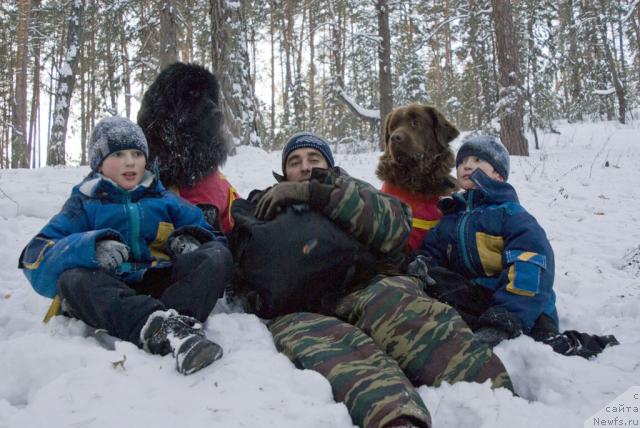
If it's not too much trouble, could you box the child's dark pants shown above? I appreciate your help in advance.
[426,266,619,358]
[57,241,232,346]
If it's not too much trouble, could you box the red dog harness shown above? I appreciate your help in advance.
[174,170,239,234]
[381,182,442,252]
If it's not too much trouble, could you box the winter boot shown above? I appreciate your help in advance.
[140,309,223,375]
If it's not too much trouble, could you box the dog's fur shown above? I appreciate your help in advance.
[137,62,230,188]
[376,103,460,196]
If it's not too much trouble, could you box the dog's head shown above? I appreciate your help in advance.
[382,103,459,164]
[137,62,229,187]
[377,104,459,195]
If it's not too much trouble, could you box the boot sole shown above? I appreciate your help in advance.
[176,338,223,375]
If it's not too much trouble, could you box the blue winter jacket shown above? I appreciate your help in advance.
[19,171,226,298]
[419,169,558,332]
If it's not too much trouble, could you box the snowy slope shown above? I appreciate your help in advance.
[1,119,639,428]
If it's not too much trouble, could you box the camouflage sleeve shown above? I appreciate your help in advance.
[311,168,411,255]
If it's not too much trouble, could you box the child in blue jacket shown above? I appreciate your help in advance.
[19,116,233,374]
[414,135,618,358]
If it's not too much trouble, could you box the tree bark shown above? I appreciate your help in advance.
[210,0,263,147]
[120,12,132,119]
[308,6,316,131]
[12,0,31,168]
[48,0,84,166]
[376,0,393,151]
[491,0,528,156]
[28,0,41,168]
[159,0,178,70]
[596,0,626,124]
[269,0,276,142]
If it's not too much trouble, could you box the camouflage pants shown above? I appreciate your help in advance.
[269,275,513,428]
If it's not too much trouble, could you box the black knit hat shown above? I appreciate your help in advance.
[89,116,149,171]
[282,132,335,175]
[456,135,510,180]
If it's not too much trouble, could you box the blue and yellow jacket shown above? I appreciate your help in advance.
[19,171,226,299]
[419,169,558,332]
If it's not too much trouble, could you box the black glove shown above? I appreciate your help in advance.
[254,182,310,220]
[95,239,129,271]
[476,306,523,337]
[406,255,436,288]
[475,327,510,347]
[169,234,201,255]
[542,330,619,359]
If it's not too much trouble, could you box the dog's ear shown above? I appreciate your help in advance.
[382,109,395,148]
[424,106,459,146]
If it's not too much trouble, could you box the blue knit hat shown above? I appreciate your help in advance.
[282,132,335,175]
[456,135,510,180]
[89,116,149,171]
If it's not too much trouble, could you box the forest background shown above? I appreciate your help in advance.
[2,0,640,169]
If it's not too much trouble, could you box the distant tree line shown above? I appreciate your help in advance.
[1,0,639,168]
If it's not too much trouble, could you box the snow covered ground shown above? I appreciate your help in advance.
[1,119,639,428]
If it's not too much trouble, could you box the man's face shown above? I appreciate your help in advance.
[284,147,328,182]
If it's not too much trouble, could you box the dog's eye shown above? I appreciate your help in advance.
[189,90,200,99]
[411,119,419,128]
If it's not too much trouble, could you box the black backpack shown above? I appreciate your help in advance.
[229,198,377,319]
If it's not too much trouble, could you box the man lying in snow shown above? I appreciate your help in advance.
[228,132,513,428]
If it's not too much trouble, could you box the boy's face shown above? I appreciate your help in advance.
[99,149,146,190]
[456,156,504,190]
[284,147,328,182]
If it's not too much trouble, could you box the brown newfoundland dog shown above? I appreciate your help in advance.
[377,103,460,251]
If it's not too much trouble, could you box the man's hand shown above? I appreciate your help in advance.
[255,182,310,220]
[95,240,129,271]
[169,234,201,255]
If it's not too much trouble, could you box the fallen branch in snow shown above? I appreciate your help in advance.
[335,87,379,123]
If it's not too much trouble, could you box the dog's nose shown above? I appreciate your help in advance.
[391,132,405,144]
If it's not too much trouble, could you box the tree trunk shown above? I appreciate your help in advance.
[12,0,31,168]
[560,0,583,121]
[28,0,41,168]
[308,6,316,131]
[376,0,393,151]
[159,0,178,70]
[120,13,132,119]
[210,0,263,147]
[282,0,294,127]
[491,0,528,156]
[48,0,84,166]
[596,0,626,124]
[106,39,117,114]
[269,0,276,143]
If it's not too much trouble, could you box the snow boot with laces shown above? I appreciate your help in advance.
[140,309,223,375]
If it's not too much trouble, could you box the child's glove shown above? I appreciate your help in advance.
[406,255,436,288]
[169,234,201,255]
[474,327,510,347]
[475,306,523,347]
[95,240,129,271]
[255,182,310,220]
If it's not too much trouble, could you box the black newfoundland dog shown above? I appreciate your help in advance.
[137,62,230,188]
